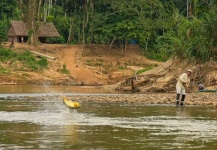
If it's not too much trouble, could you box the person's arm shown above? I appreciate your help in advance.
[179,73,187,84]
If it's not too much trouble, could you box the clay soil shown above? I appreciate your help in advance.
[0,43,158,85]
[1,43,217,107]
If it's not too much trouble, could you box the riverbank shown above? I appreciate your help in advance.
[2,92,217,107]
[1,44,154,85]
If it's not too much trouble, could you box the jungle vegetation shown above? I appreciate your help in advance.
[0,0,216,62]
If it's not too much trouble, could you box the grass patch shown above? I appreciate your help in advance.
[118,66,125,70]
[0,65,9,74]
[0,47,48,72]
[137,66,156,74]
[85,59,94,66]
[60,64,70,74]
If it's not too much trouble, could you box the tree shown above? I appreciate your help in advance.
[0,20,7,46]
[3,0,215,62]
[0,0,19,20]
[17,0,42,45]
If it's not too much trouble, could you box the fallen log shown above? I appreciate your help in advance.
[30,51,56,61]
[0,82,18,85]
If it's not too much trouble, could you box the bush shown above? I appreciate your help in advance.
[0,48,12,61]
[60,64,70,74]
[38,57,48,68]
[0,65,9,74]
[137,66,156,74]
[0,48,48,71]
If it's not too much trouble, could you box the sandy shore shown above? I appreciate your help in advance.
[2,92,217,107]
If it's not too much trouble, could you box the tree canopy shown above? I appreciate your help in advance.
[0,0,216,62]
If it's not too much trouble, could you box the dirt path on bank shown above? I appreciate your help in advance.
[1,43,159,85]
[60,46,102,84]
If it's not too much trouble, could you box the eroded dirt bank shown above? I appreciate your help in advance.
[113,58,217,93]
[1,43,157,85]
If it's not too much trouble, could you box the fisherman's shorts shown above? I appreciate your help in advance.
[176,85,186,95]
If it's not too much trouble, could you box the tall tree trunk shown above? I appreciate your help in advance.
[27,0,41,46]
[38,0,42,21]
[82,0,87,46]
[146,36,149,53]
[109,37,116,50]
[44,0,48,22]
[67,19,73,44]
[122,38,127,56]
[49,0,53,16]
[187,0,189,17]
[82,10,85,46]
[82,0,90,45]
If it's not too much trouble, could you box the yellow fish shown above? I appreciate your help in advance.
[63,97,80,109]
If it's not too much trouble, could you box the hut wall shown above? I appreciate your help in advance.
[8,37,19,43]
[8,37,13,42]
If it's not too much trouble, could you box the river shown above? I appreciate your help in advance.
[0,85,216,150]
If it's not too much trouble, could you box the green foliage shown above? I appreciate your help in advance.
[1,0,217,63]
[0,48,48,71]
[53,16,70,43]
[60,64,70,74]
[152,32,181,61]
[0,65,9,74]
[174,7,217,62]
[16,51,48,70]
[118,66,125,70]
[0,0,19,20]
[0,21,7,45]
[38,57,48,68]
[85,59,92,66]
[46,16,54,22]
[27,29,34,45]
[46,37,65,44]
[0,48,12,60]
[137,66,156,74]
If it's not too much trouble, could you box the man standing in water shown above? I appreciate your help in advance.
[176,69,192,106]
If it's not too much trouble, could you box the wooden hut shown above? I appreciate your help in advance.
[8,21,60,43]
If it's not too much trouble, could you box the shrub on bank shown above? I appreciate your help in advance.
[0,47,48,71]
[137,66,156,74]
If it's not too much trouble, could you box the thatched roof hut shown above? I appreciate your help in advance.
[38,22,60,37]
[8,21,60,43]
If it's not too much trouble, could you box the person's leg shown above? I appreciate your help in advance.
[180,95,186,106]
[176,85,181,105]
[180,89,186,106]
[176,93,180,105]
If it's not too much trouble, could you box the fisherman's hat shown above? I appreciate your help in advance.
[187,69,192,73]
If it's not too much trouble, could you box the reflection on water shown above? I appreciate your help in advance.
[0,97,216,150]
[176,106,189,117]
[0,85,116,94]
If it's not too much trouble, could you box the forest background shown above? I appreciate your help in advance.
[0,0,216,62]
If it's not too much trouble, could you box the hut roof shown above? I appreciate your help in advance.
[8,21,60,37]
[38,22,60,37]
[8,21,28,36]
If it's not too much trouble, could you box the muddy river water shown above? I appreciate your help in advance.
[0,85,216,150]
